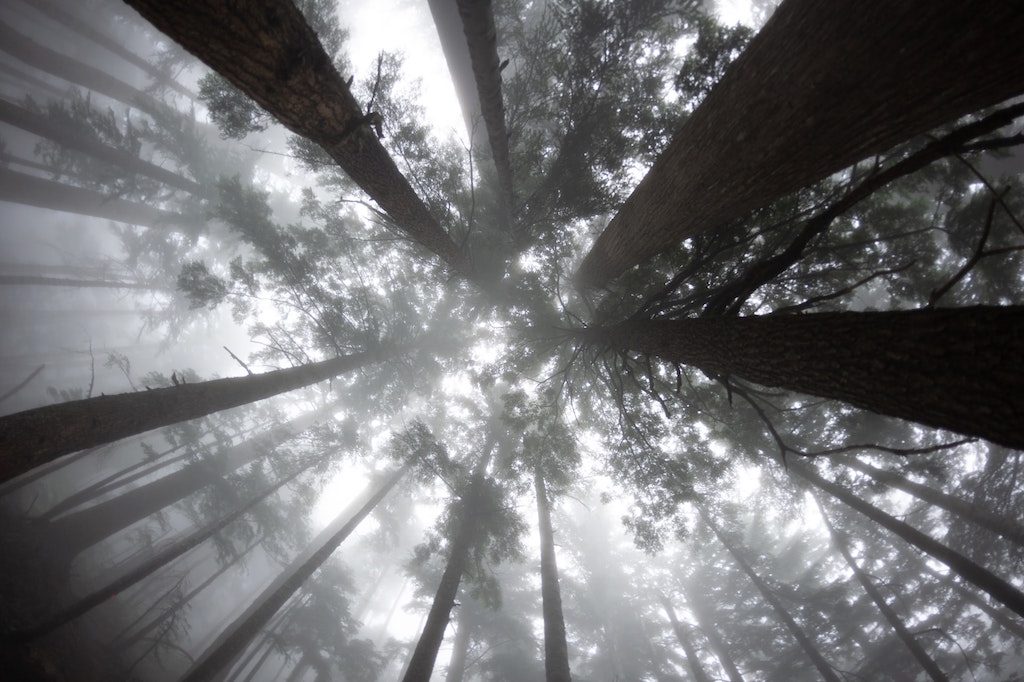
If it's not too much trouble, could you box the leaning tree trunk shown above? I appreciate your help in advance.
[402,460,489,682]
[575,0,1024,287]
[790,461,1024,619]
[813,495,950,682]
[0,345,395,482]
[122,0,480,285]
[535,466,572,682]
[703,511,842,682]
[659,595,712,682]
[180,467,406,682]
[680,583,745,682]
[843,457,1024,547]
[591,306,1024,449]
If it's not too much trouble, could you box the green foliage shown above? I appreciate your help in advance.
[674,15,754,110]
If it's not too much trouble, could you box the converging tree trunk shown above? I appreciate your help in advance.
[590,306,1024,449]
[180,467,406,682]
[813,495,950,682]
[790,461,1024,619]
[576,0,1024,286]
[122,0,480,284]
[680,583,745,682]
[660,595,712,682]
[843,457,1024,547]
[703,511,842,682]
[0,345,394,482]
[535,466,572,682]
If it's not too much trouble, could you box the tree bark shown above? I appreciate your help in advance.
[445,606,473,682]
[660,595,712,682]
[790,461,1024,619]
[180,467,406,682]
[703,511,842,682]
[0,346,393,482]
[594,306,1024,449]
[576,0,1024,287]
[122,0,479,284]
[536,466,572,682]
[844,457,1024,547]
[814,496,950,682]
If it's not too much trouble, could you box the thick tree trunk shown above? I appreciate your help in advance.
[681,583,745,682]
[122,0,479,284]
[402,467,486,682]
[815,497,950,682]
[0,166,180,229]
[595,306,1024,449]
[844,457,1024,547]
[180,467,405,682]
[704,512,842,682]
[535,466,572,682]
[576,0,1024,287]
[13,455,313,640]
[0,346,392,482]
[0,99,206,197]
[791,461,1024,619]
[660,596,712,682]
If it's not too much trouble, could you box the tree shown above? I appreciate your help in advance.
[535,465,572,682]
[576,0,1024,287]
[0,345,395,481]
[659,594,712,682]
[585,306,1024,449]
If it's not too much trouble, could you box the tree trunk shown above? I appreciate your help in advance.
[844,457,1024,547]
[0,98,207,197]
[813,495,950,682]
[535,466,572,682]
[180,467,406,682]
[0,345,394,482]
[594,306,1024,449]
[790,461,1024,619]
[12,454,314,640]
[122,0,480,285]
[0,274,165,291]
[575,0,1024,286]
[401,464,487,682]
[0,166,181,229]
[445,606,473,682]
[659,595,712,682]
[680,583,745,682]
[703,511,842,682]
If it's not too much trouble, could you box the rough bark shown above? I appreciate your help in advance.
[660,596,712,682]
[791,461,1024,619]
[703,512,842,682]
[576,0,1024,287]
[0,347,392,482]
[814,498,950,682]
[536,467,572,682]
[180,467,405,682]
[121,0,478,284]
[0,166,181,228]
[595,306,1024,449]
[844,457,1024,547]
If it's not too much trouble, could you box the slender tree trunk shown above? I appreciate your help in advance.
[844,457,1024,547]
[659,595,712,682]
[123,0,480,284]
[703,511,842,682]
[592,306,1024,449]
[0,166,180,229]
[12,454,314,640]
[813,495,950,682]
[575,0,1024,286]
[919,563,1024,642]
[180,467,406,682]
[535,466,572,682]
[0,345,395,482]
[401,466,486,682]
[0,274,166,291]
[790,461,1024,619]
[445,607,473,682]
[680,583,745,682]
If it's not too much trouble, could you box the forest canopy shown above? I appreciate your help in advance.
[1,0,1023,680]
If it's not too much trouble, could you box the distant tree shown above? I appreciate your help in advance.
[660,595,712,682]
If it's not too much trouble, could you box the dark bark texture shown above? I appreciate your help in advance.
[0,348,387,482]
[599,306,1024,449]
[122,0,478,283]
[576,0,1024,287]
